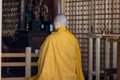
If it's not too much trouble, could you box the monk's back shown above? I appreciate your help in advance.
[46,29,77,80]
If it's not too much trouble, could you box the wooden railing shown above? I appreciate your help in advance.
[1,47,39,80]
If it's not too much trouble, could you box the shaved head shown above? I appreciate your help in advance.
[54,14,67,29]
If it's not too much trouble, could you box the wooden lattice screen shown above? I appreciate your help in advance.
[64,0,120,74]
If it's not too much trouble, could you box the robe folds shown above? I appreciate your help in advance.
[29,27,84,80]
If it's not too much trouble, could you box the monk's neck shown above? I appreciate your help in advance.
[57,27,67,31]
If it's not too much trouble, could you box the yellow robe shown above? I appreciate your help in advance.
[29,27,84,80]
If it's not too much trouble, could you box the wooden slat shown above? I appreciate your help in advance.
[2,62,26,66]
[2,53,26,57]
[91,71,104,75]
[2,53,39,58]
[31,62,38,66]
[31,53,39,57]
[2,62,38,66]
[2,77,27,80]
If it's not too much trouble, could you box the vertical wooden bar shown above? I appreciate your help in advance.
[61,0,65,14]
[96,38,100,80]
[19,0,25,30]
[88,0,92,33]
[91,0,93,33]
[25,47,32,78]
[105,39,110,68]
[89,38,93,80]
[111,0,114,33]
[104,0,106,30]
[113,42,117,68]
[117,42,120,80]
[95,0,98,34]
[0,0,2,79]
[74,1,77,34]
[57,0,61,14]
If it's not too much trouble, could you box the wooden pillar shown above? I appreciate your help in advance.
[25,47,32,78]
[57,0,61,14]
[96,38,100,80]
[61,0,65,14]
[108,38,120,80]
[89,38,93,80]
[105,39,110,68]
[113,42,117,68]
[19,0,25,30]
[117,42,120,80]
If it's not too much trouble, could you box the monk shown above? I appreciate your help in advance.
[29,14,84,80]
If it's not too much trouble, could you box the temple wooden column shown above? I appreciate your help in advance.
[108,38,120,80]
[19,0,25,30]
[117,42,120,80]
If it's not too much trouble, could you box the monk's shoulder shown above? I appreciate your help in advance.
[45,33,56,41]
[49,31,62,38]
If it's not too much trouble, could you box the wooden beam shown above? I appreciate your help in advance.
[2,62,26,67]
[2,77,27,80]
[108,38,120,42]
[2,53,39,57]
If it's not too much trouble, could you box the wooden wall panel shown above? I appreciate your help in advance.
[64,0,120,75]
